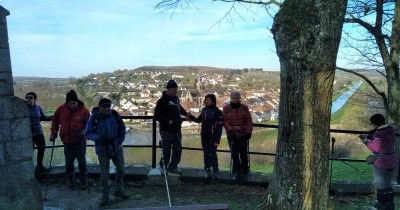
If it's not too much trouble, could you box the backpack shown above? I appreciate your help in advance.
[92,109,122,128]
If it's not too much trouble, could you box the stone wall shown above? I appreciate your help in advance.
[0,96,42,210]
[0,6,43,210]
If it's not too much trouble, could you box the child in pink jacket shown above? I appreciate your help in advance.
[359,114,395,210]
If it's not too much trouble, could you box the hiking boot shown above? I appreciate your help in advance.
[68,174,76,189]
[242,173,249,182]
[81,183,88,190]
[99,197,109,207]
[35,165,50,174]
[167,168,182,175]
[212,171,220,180]
[232,173,238,181]
[113,191,130,199]
[204,169,211,179]
[80,174,88,190]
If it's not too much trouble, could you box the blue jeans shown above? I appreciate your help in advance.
[373,167,394,189]
[160,131,182,169]
[98,145,125,197]
[64,142,87,177]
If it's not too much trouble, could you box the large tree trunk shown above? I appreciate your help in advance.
[383,0,400,181]
[258,1,347,209]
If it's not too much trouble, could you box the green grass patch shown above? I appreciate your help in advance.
[251,164,274,174]
[330,160,373,182]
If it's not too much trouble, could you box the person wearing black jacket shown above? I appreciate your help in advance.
[189,94,223,179]
[154,80,188,175]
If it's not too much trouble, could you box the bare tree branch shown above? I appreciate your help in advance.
[218,0,282,7]
[336,66,388,106]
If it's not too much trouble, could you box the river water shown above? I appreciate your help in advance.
[331,81,362,114]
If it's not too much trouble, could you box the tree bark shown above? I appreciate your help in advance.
[258,0,347,209]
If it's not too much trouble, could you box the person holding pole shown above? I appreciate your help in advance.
[223,91,253,182]
[86,98,130,206]
[154,79,188,175]
[50,90,90,190]
[358,114,395,210]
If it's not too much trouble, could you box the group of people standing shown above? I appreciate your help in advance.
[154,79,253,182]
[27,79,254,206]
[27,80,397,209]
[27,90,129,206]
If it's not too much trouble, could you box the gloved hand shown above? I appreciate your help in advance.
[78,130,86,140]
[49,133,57,142]
[97,134,108,143]
[358,134,369,144]
[243,133,252,140]
[228,130,236,138]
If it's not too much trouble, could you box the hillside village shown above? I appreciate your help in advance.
[79,67,281,124]
[13,66,363,126]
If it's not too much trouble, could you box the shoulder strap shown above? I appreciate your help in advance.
[111,110,121,126]
[93,110,121,127]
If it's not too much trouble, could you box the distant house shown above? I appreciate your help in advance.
[135,97,152,103]
[148,98,158,109]
[252,112,264,123]
[153,91,163,98]
[140,89,151,98]
[264,109,278,121]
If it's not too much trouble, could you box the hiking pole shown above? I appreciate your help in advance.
[43,139,56,201]
[229,139,233,175]
[339,159,366,174]
[329,137,335,190]
[159,141,172,207]
[247,139,250,178]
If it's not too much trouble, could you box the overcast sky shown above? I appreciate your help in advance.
[0,0,282,78]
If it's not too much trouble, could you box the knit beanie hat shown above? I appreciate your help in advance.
[99,98,112,106]
[166,80,178,89]
[66,90,78,102]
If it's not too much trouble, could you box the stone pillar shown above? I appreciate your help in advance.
[0,6,43,210]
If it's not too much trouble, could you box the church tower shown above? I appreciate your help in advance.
[196,74,204,93]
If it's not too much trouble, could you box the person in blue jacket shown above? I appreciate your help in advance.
[25,92,49,175]
[189,94,223,179]
[85,98,130,206]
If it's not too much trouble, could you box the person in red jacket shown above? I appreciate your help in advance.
[50,90,90,190]
[223,91,253,182]
[358,114,395,210]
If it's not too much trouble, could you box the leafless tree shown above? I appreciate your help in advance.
[156,1,348,209]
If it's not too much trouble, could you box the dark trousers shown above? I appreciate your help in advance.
[64,142,88,178]
[229,135,249,175]
[160,131,182,169]
[98,146,125,198]
[32,134,46,167]
[201,134,218,172]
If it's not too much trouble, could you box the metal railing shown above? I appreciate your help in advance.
[40,115,400,184]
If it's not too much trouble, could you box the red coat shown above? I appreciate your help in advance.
[223,104,253,138]
[51,102,90,144]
